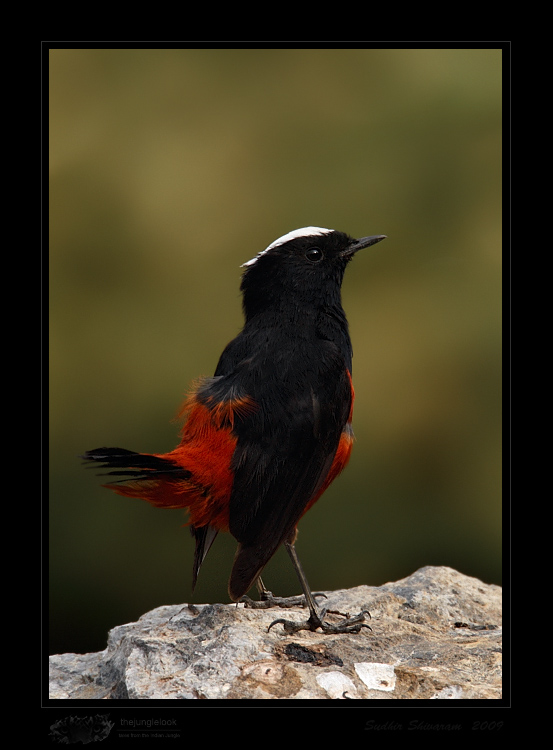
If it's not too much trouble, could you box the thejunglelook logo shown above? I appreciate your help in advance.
[49,715,114,744]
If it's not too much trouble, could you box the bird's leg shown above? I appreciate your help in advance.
[240,575,326,610]
[268,542,371,635]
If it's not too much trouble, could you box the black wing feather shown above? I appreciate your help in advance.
[218,337,352,600]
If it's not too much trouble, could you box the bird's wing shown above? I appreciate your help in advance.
[206,337,353,600]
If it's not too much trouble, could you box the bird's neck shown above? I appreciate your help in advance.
[243,295,351,354]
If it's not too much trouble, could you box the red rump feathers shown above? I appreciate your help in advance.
[89,380,257,532]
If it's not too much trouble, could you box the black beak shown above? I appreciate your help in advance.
[344,234,387,257]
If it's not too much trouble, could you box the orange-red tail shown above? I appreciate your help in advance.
[81,380,247,531]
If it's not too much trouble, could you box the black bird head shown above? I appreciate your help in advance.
[240,227,386,320]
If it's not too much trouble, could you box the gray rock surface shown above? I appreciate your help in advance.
[49,566,501,699]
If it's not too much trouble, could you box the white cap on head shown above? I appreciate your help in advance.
[242,227,334,267]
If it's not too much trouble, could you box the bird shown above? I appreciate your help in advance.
[82,226,386,634]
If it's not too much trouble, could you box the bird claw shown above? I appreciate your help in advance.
[268,608,371,635]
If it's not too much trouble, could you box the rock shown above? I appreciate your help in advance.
[49,566,501,700]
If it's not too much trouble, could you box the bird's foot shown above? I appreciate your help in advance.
[240,588,327,610]
[268,608,371,635]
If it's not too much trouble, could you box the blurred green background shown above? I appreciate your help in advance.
[49,48,502,656]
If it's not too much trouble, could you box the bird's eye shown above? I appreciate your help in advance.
[305,247,323,263]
